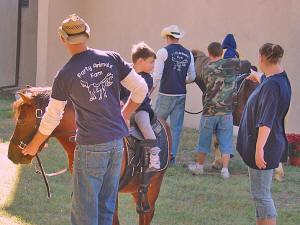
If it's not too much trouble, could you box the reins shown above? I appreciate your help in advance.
[10,100,75,198]
[184,109,203,114]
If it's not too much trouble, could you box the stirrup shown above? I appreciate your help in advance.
[136,184,151,214]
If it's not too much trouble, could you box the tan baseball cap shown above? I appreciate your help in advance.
[58,14,90,44]
[161,25,184,39]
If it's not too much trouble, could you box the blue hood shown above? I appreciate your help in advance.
[222,34,237,49]
[222,34,240,59]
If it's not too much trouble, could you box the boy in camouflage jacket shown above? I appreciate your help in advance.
[188,42,240,179]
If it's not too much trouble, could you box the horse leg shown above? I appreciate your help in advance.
[132,173,165,225]
[56,136,76,175]
[112,194,120,225]
[212,133,222,169]
[274,162,284,182]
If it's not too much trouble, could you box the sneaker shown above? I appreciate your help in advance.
[188,163,204,175]
[221,170,230,179]
[149,147,160,169]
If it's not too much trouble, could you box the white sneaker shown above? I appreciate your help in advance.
[149,147,160,169]
[188,163,204,175]
[221,170,230,179]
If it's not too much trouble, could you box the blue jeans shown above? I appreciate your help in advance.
[155,94,186,163]
[71,139,123,225]
[196,114,234,155]
[248,167,277,220]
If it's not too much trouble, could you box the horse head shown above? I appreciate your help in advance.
[232,78,259,126]
[8,87,51,164]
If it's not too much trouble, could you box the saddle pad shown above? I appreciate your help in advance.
[118,117,170,190]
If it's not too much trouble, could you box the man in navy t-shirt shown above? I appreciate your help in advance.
[22,14,148,225]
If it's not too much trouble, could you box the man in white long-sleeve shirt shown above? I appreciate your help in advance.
[152,25,196,166]
[22,14,147,225]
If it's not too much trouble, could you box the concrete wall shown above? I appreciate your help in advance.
[18,0,38,88]
[36,0,84,86]
[0,0,19,87]
[36,0,300,132]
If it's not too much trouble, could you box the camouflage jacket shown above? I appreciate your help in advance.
[200,58,240,116]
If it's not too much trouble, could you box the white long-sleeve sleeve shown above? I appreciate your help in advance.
[152,48,168,88]
[38,98,67,135]
[186,52,196,84]
[120,69,148,103]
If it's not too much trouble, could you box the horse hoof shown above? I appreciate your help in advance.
[211,163,221,170]
[136,206,151,214]
[274,174,283,182]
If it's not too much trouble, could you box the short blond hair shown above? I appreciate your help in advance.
[131,42,156,63]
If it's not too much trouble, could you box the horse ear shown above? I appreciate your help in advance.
[17,92,32,104]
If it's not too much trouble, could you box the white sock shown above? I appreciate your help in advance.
[197,164,204,170]
[221,168,228,173]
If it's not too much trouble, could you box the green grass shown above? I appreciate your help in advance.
[0,93,299,225]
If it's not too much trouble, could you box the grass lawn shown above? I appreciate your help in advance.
[0,93,299,225]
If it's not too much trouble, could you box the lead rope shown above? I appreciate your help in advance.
[35,154,51,199]
[32,100,74,198]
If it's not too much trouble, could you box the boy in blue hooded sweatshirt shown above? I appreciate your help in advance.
[222,34,241,59]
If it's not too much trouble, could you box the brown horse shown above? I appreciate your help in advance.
[7,87,172,225]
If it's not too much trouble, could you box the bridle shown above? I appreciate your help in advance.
[10,100,75,198]
[10,106,43,151]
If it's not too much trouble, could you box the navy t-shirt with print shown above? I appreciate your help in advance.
[120,72,153,113]
[51,49,132,145]
[236,71,291,169]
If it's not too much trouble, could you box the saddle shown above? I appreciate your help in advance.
[118,112,170,191]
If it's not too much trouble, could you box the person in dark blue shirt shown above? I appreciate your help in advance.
[237,43,291,225]
[22,14,148,225]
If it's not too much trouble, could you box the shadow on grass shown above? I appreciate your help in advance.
[3,140,72,225]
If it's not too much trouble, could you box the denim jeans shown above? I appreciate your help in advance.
[155,94,186,163]
[71,138,123,225]
[196,114,234,155]
[248,167,277,220]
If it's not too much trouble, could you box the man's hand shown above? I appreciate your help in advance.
[255,148,267,169]
[22,143,39,156]
[21,131,49,156]
[122,111,130,128]
[121,99,141,129]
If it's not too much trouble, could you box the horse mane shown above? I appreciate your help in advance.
[12,87,52,120]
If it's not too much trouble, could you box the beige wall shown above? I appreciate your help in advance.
[36,0,300,132]
[0,0,38,89]
[18,0,38,88]
[36,0,84,86]
[0,0,19,87]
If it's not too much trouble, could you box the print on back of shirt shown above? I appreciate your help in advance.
[76,62,114,101]
[171,51,189,71]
